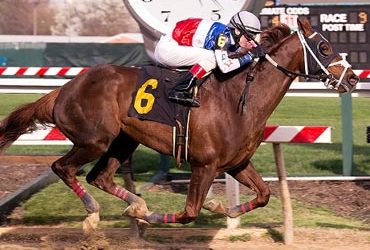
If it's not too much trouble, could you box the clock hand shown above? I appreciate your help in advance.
[211,0,224,10]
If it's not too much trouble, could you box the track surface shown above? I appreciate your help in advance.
[0,227,369,250]
[0,158,369,249]
[0,156,56,200]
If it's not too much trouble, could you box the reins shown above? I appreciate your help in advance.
[237,25,354,113]
[237,70,254,114]
[264,54,328,82]
[251,29,353,92]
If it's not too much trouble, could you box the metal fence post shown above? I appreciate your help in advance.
[341,92,354,175]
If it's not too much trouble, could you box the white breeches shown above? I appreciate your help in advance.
[154,35,217,72]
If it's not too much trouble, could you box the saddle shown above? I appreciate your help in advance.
[128,65,202,165]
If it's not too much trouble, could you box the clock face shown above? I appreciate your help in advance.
[123,0,265,60]
[124,0,257,35]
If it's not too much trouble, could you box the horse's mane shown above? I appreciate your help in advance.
[260,24,291,53]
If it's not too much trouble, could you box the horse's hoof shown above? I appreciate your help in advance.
[136,218,149,237]
[123,202,148,219]
[82,212,100,234]
[227,210,242,218]
[203,199,226,215]
[203,199,220,211]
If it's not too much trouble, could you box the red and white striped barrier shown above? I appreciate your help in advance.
[353,70,370,79]
[14,126,71,145]
[0,67,88,76]
[13,125,331,145]
[263,126,331,143]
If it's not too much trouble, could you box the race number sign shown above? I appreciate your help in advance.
[260,5,370,69]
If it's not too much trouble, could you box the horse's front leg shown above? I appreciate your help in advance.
[137,164,217,224]
[203,161,270,218]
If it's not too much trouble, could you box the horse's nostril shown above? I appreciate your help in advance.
[348,74,360,85]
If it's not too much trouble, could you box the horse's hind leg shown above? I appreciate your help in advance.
[203,161,270,218]
[86,132,148,219]
[138,164,217,224]
[51,145,107,233]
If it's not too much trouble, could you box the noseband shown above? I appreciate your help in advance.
[264,30,353,92]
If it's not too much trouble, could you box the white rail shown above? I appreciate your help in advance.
[0,79,369,96]
[171,175,370,183]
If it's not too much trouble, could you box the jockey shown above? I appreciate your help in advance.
[154,11,266,107]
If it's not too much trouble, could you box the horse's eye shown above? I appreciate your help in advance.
[318,41,331,56]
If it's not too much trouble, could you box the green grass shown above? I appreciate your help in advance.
[0,94,43,117]
[227,233,252,242]
[21,177,368,230]
[5,145,72,155]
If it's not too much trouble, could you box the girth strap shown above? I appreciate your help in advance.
[172,111,191,167]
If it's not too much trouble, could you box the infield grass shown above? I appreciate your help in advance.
[20,176,368,230]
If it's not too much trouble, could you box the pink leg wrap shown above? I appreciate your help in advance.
[113,186,129,201]
[163,213,176,223]
[241,201,254,213]
[71,182,86,198]
[248,201,254,211]
[241,203,247,213]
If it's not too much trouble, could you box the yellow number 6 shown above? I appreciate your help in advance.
[217,35,227,49]
[134,79,158,114]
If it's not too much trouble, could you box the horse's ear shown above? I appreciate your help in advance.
[297,16,314,36]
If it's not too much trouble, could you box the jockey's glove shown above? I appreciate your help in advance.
[249,46,266,59]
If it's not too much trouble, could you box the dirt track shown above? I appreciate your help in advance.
[0,159,369,249]
[0,227,369,250]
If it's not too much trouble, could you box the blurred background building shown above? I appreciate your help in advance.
[0,0,369,68]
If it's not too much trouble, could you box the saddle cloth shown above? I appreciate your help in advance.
[128,65,189,127]
[128,65,191,163]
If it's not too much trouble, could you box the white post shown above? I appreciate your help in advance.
[225,173,240,229]
[273,143,294,244]
[207,184,214,197]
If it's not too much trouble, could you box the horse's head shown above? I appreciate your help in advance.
[296,17,359,92]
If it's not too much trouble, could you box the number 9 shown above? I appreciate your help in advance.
[359,12,368,24]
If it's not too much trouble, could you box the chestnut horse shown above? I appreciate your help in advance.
[0,18,359,230]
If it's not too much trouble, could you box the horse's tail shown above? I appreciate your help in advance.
[0,88,61,154]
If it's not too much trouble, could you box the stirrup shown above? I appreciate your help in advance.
[186,98,200,107]
[168,91,200,107]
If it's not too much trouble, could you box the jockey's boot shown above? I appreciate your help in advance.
[168,73,200,107]
[168,64,207,107]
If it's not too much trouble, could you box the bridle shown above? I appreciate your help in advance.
[262,29,353,92]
